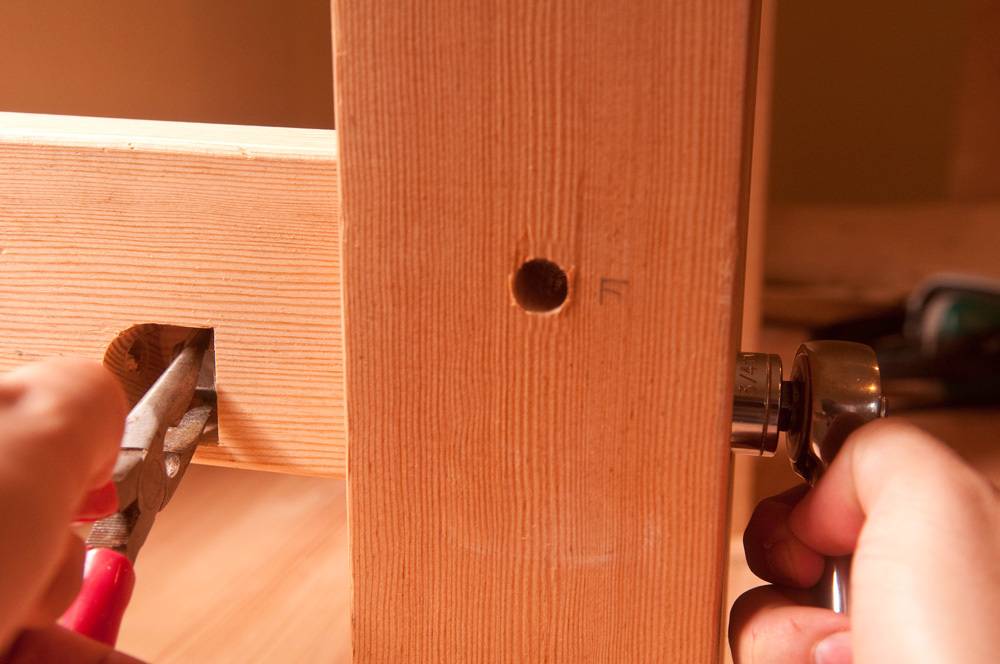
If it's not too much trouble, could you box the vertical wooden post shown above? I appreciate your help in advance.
[334,1,758,660]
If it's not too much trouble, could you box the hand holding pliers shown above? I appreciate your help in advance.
[60,330,214,646]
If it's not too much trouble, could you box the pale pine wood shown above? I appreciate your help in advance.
[0,113,345,477]
[334,1,757,660]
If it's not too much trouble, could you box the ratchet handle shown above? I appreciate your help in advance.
[785,341,884,614]
[732,342,885,615]
[809,466,851,614]
[817,554,851,614]
[59,548,135,646]
[808,464,851,614]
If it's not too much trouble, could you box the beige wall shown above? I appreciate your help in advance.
[769,1,969,205]
[0,0,334,128]
[5,1,995,197]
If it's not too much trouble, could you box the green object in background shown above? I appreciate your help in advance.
[919,289,1000,357]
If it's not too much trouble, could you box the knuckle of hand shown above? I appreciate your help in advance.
[941,470,1000,519]
[15,391,95,455]
[853,420,943,476]
[853,419,998,517]
[24,404,81,450]
[851,419,927,458]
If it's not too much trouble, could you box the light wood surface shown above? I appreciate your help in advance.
[0,113,345,477]
[334,1,758,660]
[116,466,350,663]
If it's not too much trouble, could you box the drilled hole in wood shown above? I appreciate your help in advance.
[512,258,569,313]
[124,338,146,373]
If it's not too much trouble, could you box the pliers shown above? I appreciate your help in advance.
[59,329,214,646]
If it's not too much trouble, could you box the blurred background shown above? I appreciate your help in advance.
[735,3,1000,663]
[1,1,998,661]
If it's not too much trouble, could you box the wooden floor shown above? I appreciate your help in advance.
[116,466,350,663]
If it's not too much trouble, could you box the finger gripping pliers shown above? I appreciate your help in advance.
[60,329,214,646]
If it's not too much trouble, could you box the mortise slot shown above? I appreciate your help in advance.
[103,324,218,444]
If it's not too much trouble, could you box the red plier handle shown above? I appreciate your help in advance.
[59,549,135,646]
[59,329,213,647]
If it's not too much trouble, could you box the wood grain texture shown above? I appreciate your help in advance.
[0,113,345,476]
[334,1,757,661]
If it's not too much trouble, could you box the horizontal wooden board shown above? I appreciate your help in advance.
[0,113,344,476]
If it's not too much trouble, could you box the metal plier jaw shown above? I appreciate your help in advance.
[87,329,214,562]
